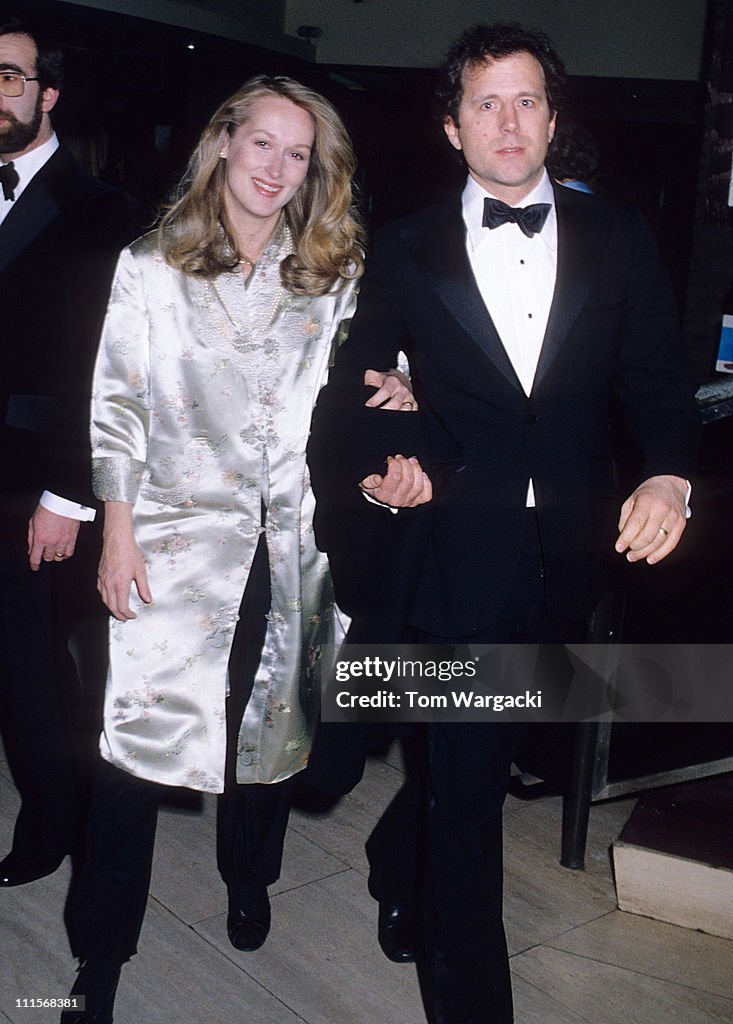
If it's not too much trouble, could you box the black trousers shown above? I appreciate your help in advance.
[0,537,105,865]
[369,512,584,1024]
[67,535,291,961]
[217,535,291,904]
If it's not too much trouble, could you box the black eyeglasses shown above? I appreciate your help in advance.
[0,72,41,98]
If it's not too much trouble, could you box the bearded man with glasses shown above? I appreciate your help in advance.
[0,18,130,887]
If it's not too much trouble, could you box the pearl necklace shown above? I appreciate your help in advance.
[228,222,293,352]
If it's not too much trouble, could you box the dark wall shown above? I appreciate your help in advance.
[13,0,331,228]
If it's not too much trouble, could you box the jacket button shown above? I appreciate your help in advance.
[525,413,537,425]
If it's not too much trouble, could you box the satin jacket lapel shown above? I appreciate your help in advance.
[406,200,523,392]
[0,160,62,275]
[209,218,291,343]
[533,185,610,390]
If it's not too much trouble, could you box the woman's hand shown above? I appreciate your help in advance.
[364,368,418,411]
[360,454,432,507]
[98,502,153,621]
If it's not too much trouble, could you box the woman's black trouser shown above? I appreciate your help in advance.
[67,535,291,961]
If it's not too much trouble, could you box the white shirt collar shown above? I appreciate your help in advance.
[1,132,59,202]
[462,169,556,253]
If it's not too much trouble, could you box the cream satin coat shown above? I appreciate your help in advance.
[91,227,356,792]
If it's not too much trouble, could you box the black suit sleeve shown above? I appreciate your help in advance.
[608,207,700,484]
[307,235,431,634]
[308,226,431,501]
[43,186,133,506]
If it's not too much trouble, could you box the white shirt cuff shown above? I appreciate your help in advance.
[361,490,399,514]
[40,491,97,522]
[684,480,692,519]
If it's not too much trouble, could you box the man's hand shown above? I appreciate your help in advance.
[364,369,418,411]
[615,474,688,564]
[360,454,432,508]
[27,505,81,571]
[98,502,153,620]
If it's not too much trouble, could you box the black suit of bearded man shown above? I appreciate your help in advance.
[307,181,699,1021]
[0,143,130,877]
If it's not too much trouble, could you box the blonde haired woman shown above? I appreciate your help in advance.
[62,76,411,1024]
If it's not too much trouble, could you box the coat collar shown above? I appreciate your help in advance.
[209,217,293,347]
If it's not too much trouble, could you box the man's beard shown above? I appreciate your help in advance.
[0,91,43,155]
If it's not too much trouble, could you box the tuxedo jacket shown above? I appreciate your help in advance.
[0,146,131,540]
[308,183,700,637]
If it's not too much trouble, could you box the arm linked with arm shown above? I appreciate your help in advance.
[307,242,429,516]
[306,241,431,620]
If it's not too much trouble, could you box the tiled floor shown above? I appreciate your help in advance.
[1,744,731,1024]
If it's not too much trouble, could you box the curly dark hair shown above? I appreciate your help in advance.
[0,17,64,90]
[435,22,566,126]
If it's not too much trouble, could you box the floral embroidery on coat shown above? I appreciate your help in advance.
[91,225,356,792]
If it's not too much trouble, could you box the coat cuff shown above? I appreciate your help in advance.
[92,457,145,503]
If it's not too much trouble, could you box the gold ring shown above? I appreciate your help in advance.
[658,527,669,537]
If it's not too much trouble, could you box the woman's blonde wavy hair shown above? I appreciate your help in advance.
[158,75,364,295]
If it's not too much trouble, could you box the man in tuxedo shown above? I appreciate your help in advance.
[0,18,130,886]
[308,22,699,1024]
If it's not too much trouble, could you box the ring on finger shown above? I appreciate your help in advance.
[658,527,669,537]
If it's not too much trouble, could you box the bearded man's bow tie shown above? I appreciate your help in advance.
[0,161,19,201]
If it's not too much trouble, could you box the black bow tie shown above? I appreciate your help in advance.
[482,197,551,238]
[0,161,19,201]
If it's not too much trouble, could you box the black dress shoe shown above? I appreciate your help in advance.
[226,887,271,951]
[0,850,64,886]
[378,902,417,963]
[59,958,122,1023]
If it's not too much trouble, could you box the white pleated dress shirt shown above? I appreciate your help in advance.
[462,171,557,505]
